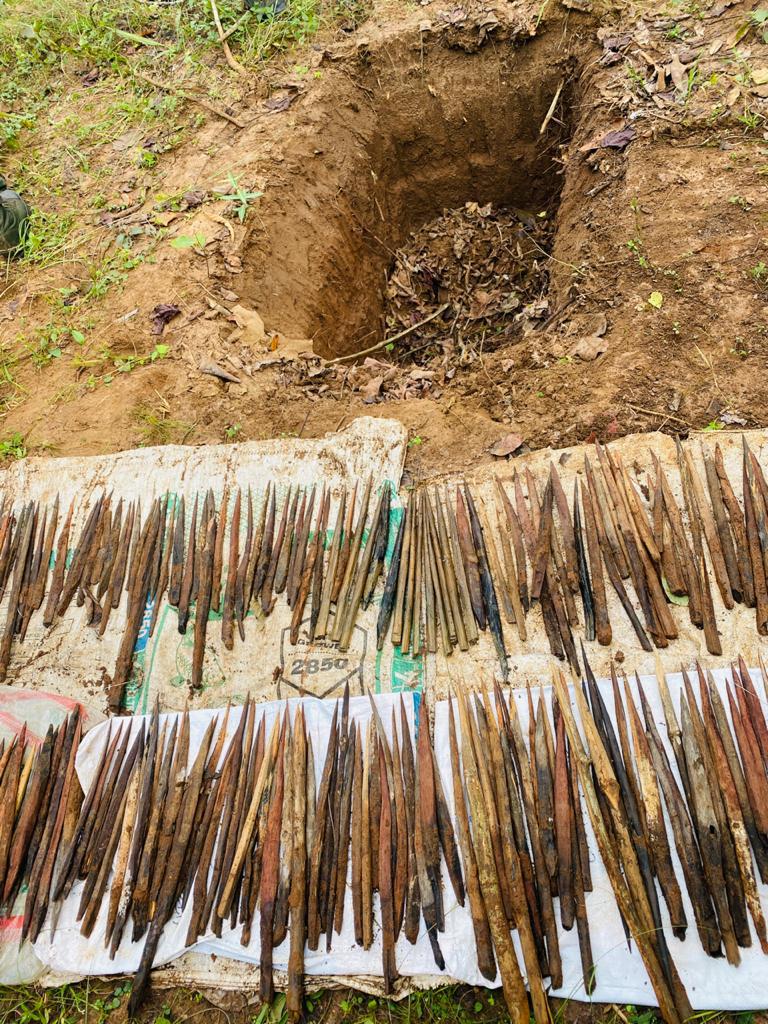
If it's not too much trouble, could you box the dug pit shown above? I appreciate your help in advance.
[238,21,581,359]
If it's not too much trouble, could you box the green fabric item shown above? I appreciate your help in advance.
[0,177,31,254]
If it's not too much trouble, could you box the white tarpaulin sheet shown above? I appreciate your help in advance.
[0,417,408,714]
[30,670,768,1010]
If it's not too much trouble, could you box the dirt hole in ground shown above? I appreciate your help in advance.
[239,28,580,359]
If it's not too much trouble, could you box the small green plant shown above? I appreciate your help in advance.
[750,261,767,284]
[626,238,649,269]
[729,194,751,211]
[703,419,724,432]
[408,435,423,447]
[170,233,207,249]
[648,291,664,309]
[214,172,263,223]
[138,148,158,168]
[225,423,242,442]
[114,342,169,373]
[253,993,289,1024]
[0,433,26,459]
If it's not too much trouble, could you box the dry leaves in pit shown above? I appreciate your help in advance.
[382,201,552,371]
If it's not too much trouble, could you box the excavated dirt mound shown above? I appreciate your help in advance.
[2,0,768,478]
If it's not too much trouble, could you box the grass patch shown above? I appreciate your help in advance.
[133,400,194,445]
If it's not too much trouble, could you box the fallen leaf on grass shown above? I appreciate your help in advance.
[752,68,768,86]
[150,303,181,334]
[488,433,523,457]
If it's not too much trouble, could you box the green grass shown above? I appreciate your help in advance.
[0,431,26,459]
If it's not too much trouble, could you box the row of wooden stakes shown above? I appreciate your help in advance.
[1,437,767,693]
[6,655,768,1021]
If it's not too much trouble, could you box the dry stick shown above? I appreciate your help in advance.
[578,477,611,645]
[377,509,406,650]
[477,496,514,625]
[207,0,246,75]
[445,486,479,642]
[390,498,412,648]
[447,700,496,981]
[697,667,768,951]
[424,494,454,652]
[132,70,246,127]
[390,714,408,938]
[454,689,531,1024]
[211,485,229,614]
[622,676,687,940]
[433,488,469,648]
[469,692,548,1018]
[326,304,449,364]
[331,483,355,604]
[682,444,734,608]
[286,707,308,1021]
[552,670,691,1024]
[221,489,241,650]
[655,456,703,628]
[743,445,768,634]
[714,443,755,606]
[333,476,372,644]
[584,476,650,651]
[309,490,331,640]
[378,740,397,993]
[127,719,214,1018]
[677,441,722,653]
[638,682,722,958]
[679,693,742,963]
[361,721,373,949]
[306,705,339,948]
[339,487,384,650]
[315,487,343,637]
[351,722,364,946]
[706,669,768,883]
[410,493,424,655]
[727,674,768,837]
[191,517,216,689]
[703,447,742,602]
[274,715,295,946]
[495,477,529,613]
[258,484,285,612]
[399,698,421,946]
[550,464,579,594]
[498,686,562,987]
[571,478,595,641]
[217,712,282,919]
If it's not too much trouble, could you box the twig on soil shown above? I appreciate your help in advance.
[208,0,247,76]
[539,79,564,135]
[324,305,450,364]
[626,403,689,427]
[132,71,247,128]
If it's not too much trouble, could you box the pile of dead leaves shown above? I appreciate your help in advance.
[383,201,552,367]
